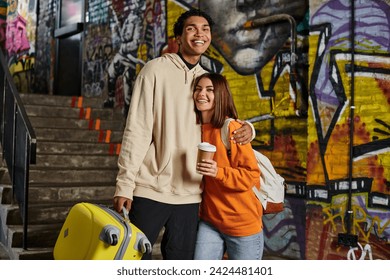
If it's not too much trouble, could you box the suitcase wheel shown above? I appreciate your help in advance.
[100,225,120,246]
[138,236,152,254]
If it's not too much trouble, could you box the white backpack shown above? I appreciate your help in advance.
[221,118,285,214]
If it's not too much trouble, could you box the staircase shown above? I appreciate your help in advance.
[0,93,126,259]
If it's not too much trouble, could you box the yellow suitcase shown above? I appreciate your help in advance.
[53,202,151,260]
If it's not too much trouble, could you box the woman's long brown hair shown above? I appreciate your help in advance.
[193,73,238,128]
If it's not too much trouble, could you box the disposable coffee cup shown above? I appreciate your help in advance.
[197,142,216,165]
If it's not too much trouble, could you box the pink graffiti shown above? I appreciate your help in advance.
[6,14,30,56]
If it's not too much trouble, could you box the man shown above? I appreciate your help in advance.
[113,9,254,260]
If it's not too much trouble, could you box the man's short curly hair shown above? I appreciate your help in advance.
[173,9,214,38]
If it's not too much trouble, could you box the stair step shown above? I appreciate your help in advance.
[8,247,54,260]
[35,154,118,168]
[29,116,124,131]
[1,204,22,225]
[29,169,118,184]
[25,104,84,118]
[5,200,114,225]
[0,185,12,204]
[6,204,87,225]
[0,171,11,185]
[36,141,121,155]
[34,127,123,143]
[28,184,116,204]
[25,104,123,121]
[0,242,10,259]
[20,93,102,108]
[8,224,62,248]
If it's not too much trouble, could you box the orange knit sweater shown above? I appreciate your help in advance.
[199,121,263,237]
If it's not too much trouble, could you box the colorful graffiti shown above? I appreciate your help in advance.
[307,0,390,259]
[105,0,146,112]
[33,0,55,93]
[6,14,29,56]
[83,0,167,113]
[3,0,37,92]
[83,24,113,98]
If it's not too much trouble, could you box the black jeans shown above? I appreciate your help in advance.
[129,197,200,260]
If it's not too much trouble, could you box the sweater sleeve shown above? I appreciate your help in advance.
[215,121,260,192]
[114,70,154,199]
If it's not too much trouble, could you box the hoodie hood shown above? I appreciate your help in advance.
[163,53,205,84]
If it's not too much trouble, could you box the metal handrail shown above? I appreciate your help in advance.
[0,49,36,250]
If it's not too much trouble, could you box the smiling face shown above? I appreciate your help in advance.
[199,0,307,75]
[193,77,215,123]
[176,16,212,64]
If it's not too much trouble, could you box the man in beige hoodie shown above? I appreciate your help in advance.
[113,9,254,260]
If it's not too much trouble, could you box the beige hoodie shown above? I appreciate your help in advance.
[114,53,207,204]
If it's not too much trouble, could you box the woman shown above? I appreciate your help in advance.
[193,73,264,260]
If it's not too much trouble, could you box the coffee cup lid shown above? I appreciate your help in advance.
[198,142,216,152]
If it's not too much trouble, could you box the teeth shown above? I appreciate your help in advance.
[197,100,208,103]
[194,40,204,44]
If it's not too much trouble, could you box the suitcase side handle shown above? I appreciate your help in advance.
[122,207,130,221]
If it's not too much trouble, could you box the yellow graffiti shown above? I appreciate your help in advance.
[270,95,296,117]
[323,195,390,243]
[9,55,34,74]
[359,216,390,243]
[308,30,390,187]
[322,204,345,232]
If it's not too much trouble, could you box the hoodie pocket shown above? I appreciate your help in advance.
[137,146,202,195]
[162,147,202,195]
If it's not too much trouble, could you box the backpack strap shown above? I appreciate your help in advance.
[221,118,234,150]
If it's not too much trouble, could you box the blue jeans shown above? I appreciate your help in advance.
[194,220,264,260]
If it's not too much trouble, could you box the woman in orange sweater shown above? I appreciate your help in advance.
[193,73,264,260]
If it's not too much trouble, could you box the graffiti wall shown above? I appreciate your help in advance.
[306,0,390,260]
[82,0,389,260]
[4,0,389,259]
[84,0,166,113]
[34,1,56,94]
[194,0,309,259]
[2,0,37,92]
